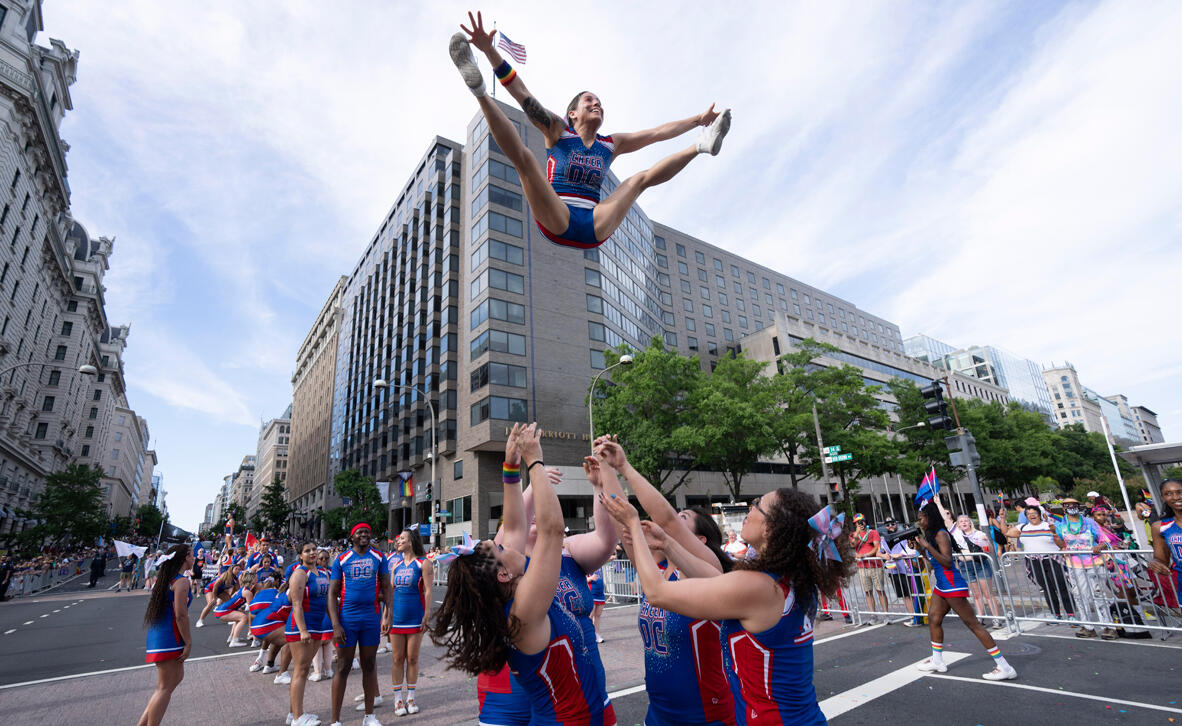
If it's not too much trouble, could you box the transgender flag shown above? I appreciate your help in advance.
[914,467,940,509]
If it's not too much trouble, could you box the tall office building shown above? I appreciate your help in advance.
[1042,363,1104,433]
[1131,406,1164,444]
[250,405,290,521]
[309,100,1014,544]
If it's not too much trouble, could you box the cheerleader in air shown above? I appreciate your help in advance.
[450,11,730,250]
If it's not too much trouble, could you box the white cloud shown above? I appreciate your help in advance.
[126,330,256,427]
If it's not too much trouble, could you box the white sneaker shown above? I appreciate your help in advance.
[323,668,333,679]
[309,672,323,682]
[696,108,732,155]
[983,665,1018,681]
[263,664,280,674]
[274,671,292,685]
[249,638,260,647]
[356,695,383,711]
[406,697,419,715]
[354,693,366,703]
[449,33,486,97]
[595,633,604,643]
[362,714,384,726]
[194,619,205,628]
[249,662,263,672]
[292,715,321,726]
[393,698,407,717]
[228,638,251,647]
[916,659,948,673]
[286,713,293,726]
[352,658,361,670]
[376,644,390,654]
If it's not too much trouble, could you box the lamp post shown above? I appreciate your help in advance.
[373,378,437,545]
[0,362,97,379]
[587,354,633,452]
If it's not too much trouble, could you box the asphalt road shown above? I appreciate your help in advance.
[1,584,1181,725]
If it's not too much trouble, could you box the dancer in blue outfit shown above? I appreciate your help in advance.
[137,544,194,726]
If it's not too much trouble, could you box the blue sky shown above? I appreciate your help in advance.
[44,1,1182,530]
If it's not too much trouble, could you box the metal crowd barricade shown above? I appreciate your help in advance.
[999,549,1180,639]
[5,558,89,599]
[432,557,450,587]
[604,558,640,603]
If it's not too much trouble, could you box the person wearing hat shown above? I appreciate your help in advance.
[881,517,925,627]
[851,513,890,622]
[1052,498,1112,639]
[1085,491,1113,515]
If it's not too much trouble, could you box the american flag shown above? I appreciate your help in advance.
[497,31,527,63]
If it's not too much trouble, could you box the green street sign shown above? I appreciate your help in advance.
[824,445,841,454]
[833,453,853,462]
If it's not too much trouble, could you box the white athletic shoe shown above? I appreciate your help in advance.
[376,644,390,654]
[309,672,323,682]
[362,714,384,726]
[292,715,321,726]
[595,633,604,643]
[228,638,251,647]
[449,33,486,97]
[274,671,292,685]
[354,693,366,702]
[285,713,293,726]
[406,698,419,715]
[982,665,1018,681]
[263,664,280,674]
[916,659,948,673]
[356,694,383,711]
[696,108,732,156]
[352,658,361,670]
[248,662,264,672]
[393,698,407,717]
[249,638,260,647]
[194,619,205,628]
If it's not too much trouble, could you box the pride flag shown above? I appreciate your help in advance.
[399,472,414,498]
[914,467,940,509]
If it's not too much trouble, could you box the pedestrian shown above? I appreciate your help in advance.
[951,515,1002,623]
[723,530,748,560]
[992,505,1076,620]
[384,527,433,716]
[119,553,138,592]
[913,498,1017,681]
[587,567,607,643]
[881,517,926,627]
[87,549,105,589]
[144,550,161,591]
[213,570,255,647]
[327,522,391,726]
[136,544,194,726]
[851,514,890,622]
[1053,497,1114,639]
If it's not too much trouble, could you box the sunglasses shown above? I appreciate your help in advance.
[749,495,768,518]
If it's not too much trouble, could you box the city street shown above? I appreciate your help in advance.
[2,584,1180,724]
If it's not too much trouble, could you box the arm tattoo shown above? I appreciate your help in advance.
[522,96,558,131]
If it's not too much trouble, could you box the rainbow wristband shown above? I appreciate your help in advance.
[502,462,521,483]
[494,60,517,86]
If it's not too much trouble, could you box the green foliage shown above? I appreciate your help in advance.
[592,340,706,495]
[258,475,292,536]
[108,515,134,538]
[887,379,965,488]
[333,469,386,538]
[134,504,166,538]
[1162,465,1182,481]
[677,352,777,501]
[21,464,107,549]
[322,507,349,540]
[211,503,246,535]
[1031,476,1059,495]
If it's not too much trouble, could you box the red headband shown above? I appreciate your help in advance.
[350,523,371,537]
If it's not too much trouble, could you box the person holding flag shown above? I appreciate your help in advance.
[449,11,731,252]
[911,470,1017,681]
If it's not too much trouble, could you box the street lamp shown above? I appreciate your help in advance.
[0,361,98,378]
[588,354,633,452]
[890,422,927,434]
[373,378,437,542]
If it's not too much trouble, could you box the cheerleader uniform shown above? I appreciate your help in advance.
[477,665,532,726]
[285,565,332,641]
[1160,517,1182,595]
[248,587,283,638]
[720,575,823,726]
[390,556,426,634]
[927,533,971,598]
[146,574,192,663]
[214,585,251,620]
[589,568,606,605]
[507,599,615,726]
[640,566,734,726]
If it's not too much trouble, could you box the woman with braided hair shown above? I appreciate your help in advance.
[137,543,194,726]
[432,423,615,725]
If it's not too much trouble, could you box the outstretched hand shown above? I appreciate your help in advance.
[593,435,629,471]
[505,422,522,467]
[583,456,604,489]
[599,492,640,529]
[698,103,720,127]
[460,11,496,54]
[517,422,543,464]
[640,520,667,551]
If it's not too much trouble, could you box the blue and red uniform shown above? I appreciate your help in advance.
[928,532,970,598]
[285,565,332,641]
[640,567,735,726]
[721,575,823,726]
[477,664,533,726]
[285,561,299,582]
[214,585,250,618]
[146,575,191,663]
[1160,518,1182,595]
[331,547,388,648]
[507,599,615,726]
[266,591,292,624]
[588,568,606,605]
[536,125,616,249]
[249,588,283,638]
[390,556,426,634]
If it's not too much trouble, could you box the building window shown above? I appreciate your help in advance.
[688,336,698,351]
[675,243,686,257]
[81,444,90,456]
[47,370,60,386]
[34,422,48,439]
[590,349,605,369]
[695,251,705,264]
[470,396,528,425]
[60,321,73,336]
[585,268,601,287]
[685,317,696,331]
[453,460,463,479]
[41,396,54,412]
[703,304,713,318]
[680,279,691,293]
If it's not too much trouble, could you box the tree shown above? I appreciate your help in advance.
[677,352,777,502]
[134,503,166,538]
[766,338,840,489]
[20,464,107,550]
[258,475,292,536]
[331,469,386,538]
[888,379,965,489]
[591,339,706,496]
[108,515,134,538]
[1047,424,1131,489]
[1162,465,1182,481]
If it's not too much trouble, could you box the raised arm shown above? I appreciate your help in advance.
[989,515,1021,540]
[495,423,528,553]
[420,559,434,631]
[596,435,722,573]
[460,12,564,143]
[509,425,565,652]
[641,520,721,579]
[564,454,622,574]
[611,105,719,155]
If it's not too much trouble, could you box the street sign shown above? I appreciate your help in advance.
[418,523,431,538]
[824,446,842,454]
[825,453,854,463]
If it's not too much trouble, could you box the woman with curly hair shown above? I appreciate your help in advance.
[432,423,615,726]
[913,498,1017,681]
[602,484,848,726]
[137,543,194,726]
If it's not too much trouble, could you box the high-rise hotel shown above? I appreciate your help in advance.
[292,100,1007,542]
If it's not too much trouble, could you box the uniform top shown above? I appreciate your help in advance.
[546,126,616,209]
[285,561,299,581]
[151,574,193,623]
[331,547,388,615]
[250,587,278,614]
[556,552,593,619]
[391,557,424,594]
[639,566,734,725]
[1160,518,1182,572]
[721,574,823,726]
[216,585,251,614]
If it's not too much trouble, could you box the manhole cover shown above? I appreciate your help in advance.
[1004,642,1042,656]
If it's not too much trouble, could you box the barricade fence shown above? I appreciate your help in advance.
[6,558,88,599]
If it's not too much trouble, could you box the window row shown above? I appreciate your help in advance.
[470,395,528,425]
[470,266,524,300]
[471,238,524,269]
[472,210,523,240]
[470,183,523,216]
[470,361,527,391]
[471,328,527,359]
[471,298,526,329]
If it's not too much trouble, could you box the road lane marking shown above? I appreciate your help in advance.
[52,609,60,613]
[38,614,48,618]
[607,684,646,699]
[3,629,14,635]
[818,652,970,720]
[814,623,886,645]
[22,621,32,625]
[1020,629,1181,649]
[926,674,1182,715]
[0,650,258,690]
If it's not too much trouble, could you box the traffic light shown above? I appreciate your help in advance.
[828,480,843,502]
[426,482,433,500]
[920,381,955,430]
[945,432,980,468]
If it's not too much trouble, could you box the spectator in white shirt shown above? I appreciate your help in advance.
[722,530,748,560]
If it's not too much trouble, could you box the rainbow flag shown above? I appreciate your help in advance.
[914,467,940,509]
[399,473,414,498]
[1143,489,1154,505]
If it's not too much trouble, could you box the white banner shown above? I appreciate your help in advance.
[113,540,147,559]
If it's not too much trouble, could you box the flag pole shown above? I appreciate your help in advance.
[1100,416,1145,549]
